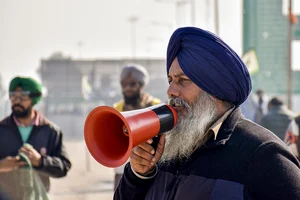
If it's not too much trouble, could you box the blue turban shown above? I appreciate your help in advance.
[167,27,252,106]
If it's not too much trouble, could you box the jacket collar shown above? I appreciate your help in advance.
[13,110,40,127]
[1,112,50,127]
[197,107,243,150]
[207,106,235,140]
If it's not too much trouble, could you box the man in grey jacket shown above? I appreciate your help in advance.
[260,96,296,141]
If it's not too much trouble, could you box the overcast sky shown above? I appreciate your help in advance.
[0,0,280,89]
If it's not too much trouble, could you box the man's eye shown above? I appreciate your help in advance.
[168,79,172,84]
[179,78,190,83]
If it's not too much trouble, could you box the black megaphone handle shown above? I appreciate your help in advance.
[151,135,161,150]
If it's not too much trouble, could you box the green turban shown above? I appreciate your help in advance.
[9,77,43,105]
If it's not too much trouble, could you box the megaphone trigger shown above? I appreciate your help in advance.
[151,135,160,150]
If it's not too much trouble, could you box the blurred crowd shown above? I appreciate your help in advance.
[241,88,300,159]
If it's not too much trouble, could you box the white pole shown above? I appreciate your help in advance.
[214,0,219,35]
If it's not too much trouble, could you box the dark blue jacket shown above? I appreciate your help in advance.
[0,113,71,199]
[114,108,300,200]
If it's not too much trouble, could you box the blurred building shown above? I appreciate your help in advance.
[243,0,300,95]
[37,52,168,139]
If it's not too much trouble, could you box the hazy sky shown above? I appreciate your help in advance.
[0,0,246,89]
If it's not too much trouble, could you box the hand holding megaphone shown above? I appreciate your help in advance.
[130,134,166,175]
[84,103,177,168]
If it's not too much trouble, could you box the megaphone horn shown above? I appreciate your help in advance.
[84,103,177,168]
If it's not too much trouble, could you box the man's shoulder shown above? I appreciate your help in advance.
[38,114,62,134]
[112,96,161,111]
[113,100,124,111]
[222,108,278,146]
[149,97,161,105]
[233,118,287,150]
[0,115,12,126]
[224,118,296,171]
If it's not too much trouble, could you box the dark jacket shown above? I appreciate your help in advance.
[260,105,296,141]
[114,108,300,200]
[0,113,71,199]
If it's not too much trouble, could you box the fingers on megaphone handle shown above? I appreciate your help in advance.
[131,151,153,167]
[151,134,166,165]
[130,135,166,174]
[133,142,156,163]
[130,143,155,174]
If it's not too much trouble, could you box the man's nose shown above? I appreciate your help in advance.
[122,86,134,93]
[167,82,180,98]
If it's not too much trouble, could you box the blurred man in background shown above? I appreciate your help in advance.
[113,64,161,190]
[0,76,71,199]
[285,114,300,159]
[260,97,296,141]
[253,89,268,123]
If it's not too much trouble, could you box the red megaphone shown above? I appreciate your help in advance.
[84,103,177,168]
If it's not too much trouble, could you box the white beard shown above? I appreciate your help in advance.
[161,92,218,163]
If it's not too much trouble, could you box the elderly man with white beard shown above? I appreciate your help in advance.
[114,27,300,200]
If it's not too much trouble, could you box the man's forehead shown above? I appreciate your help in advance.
[14,87,24,92]
[168,58,188,77]
[121,75,138,82]
[168,67,188,78]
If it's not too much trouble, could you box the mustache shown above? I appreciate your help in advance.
[168,98,189,108]
[12,104,25,110]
